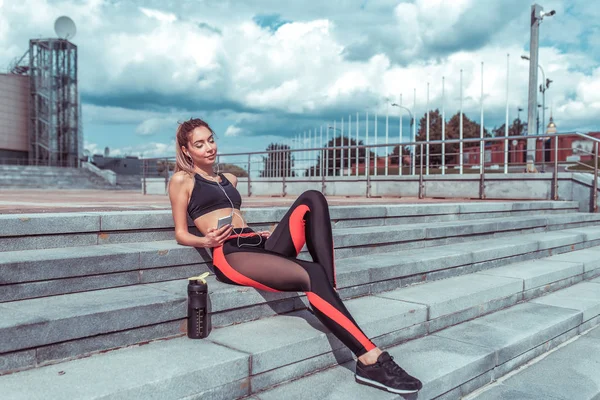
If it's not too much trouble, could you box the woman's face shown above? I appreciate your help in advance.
[184,126,217,167]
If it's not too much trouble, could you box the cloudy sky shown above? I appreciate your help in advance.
[1,0,599,162]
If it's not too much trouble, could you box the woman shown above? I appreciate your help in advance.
[168,118,422,395]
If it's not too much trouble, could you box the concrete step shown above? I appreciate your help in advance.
[3,216,600,303]
[252,278,600,400]
[1,232,600,377]
[0,166,116,190]
[1,263,599,399]
[0,201,579,252]
[466,324,600,400]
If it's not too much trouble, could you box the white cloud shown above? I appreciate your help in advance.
[135,117,172,136]
[86,141,174,158]
[224,125,243,137]
[83,140,100,156]
[139,7,177,23]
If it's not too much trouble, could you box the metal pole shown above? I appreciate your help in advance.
[542,84,546,172]
[356,112,359,177]
[332,122,336,177]
[374,112,378,176]
[296,133,300,177]
[325,126,329,176]
[399,93,403,176]
[412,88,416,176]
[418,143,424,199]
[480,160,486,199]
[527,4,543,171]
[442,78,445,175]
[426,82,430,175]
[505,54,510,174]
[460,69,464,174]
[553,134,558,200]
[142,160,147,195]
[594,142,598,213]
[385,105,389,176]
[266,146,270,178]
[366,111,369,177]
[348,114,352,176]
[366,111,371,197]
[309,129,313,177]
[282,145,286,196]
[303,131,307,177]
[480,61,484,175]
[284,140,287,178]
[340,117,344,177]
[247,154,252,197]
[305,131,309,177]
[320,125,323,177]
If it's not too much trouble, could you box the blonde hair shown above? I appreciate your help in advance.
[174,118,216,174]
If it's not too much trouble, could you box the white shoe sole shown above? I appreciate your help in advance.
[355,374,420,394]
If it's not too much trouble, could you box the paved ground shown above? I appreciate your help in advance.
[0,188,511,214]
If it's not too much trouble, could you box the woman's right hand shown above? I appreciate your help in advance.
[204,224,234,247]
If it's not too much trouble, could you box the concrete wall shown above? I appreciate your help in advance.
[92,155,141,175]
[0,74,29,155]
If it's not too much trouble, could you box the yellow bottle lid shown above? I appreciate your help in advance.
[188,272,210,284]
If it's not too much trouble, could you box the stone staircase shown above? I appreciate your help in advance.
[1,200,600,399]
[0,165,118,190]
[464,323,600,400]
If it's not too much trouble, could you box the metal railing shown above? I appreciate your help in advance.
[140,131,600,209]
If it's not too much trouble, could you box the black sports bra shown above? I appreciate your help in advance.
[187,173,242,221]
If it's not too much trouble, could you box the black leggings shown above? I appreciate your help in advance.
[211,190,376,357]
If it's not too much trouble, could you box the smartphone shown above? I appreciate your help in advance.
[216,214,233,229]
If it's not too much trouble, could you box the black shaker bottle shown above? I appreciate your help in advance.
[187,272,211,339]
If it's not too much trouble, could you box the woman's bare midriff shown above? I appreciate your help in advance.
[193,208,248,236]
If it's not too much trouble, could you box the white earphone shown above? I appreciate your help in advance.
[202,172,264,248]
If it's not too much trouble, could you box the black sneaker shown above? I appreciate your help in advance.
[355,351,422,394]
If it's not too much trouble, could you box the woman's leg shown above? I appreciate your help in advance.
[212,242,375,357]
[264,190,337,288]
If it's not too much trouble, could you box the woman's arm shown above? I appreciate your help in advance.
[168,173,209,248]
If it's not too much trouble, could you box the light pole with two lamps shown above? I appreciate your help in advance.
[522,55,552,138]
[525,4,555,171]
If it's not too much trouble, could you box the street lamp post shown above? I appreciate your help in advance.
[525,4,555,171]
[522,54,551,141]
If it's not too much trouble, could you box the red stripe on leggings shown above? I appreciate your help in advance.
[289,204,309,255]
[212,246,280,293]
[306,292,376,352]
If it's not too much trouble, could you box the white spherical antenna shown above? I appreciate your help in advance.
[54,16,77,40]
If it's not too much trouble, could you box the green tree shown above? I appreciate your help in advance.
[305,135,376,176]
[219,163,249,177]
[414,110,489,166]
[492,118,528,137]
[261,143,295,177]
[389,144,411,165]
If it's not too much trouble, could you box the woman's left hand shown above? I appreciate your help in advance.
[258,230,271,239]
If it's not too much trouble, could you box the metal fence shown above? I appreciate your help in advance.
[141,131,599,210]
